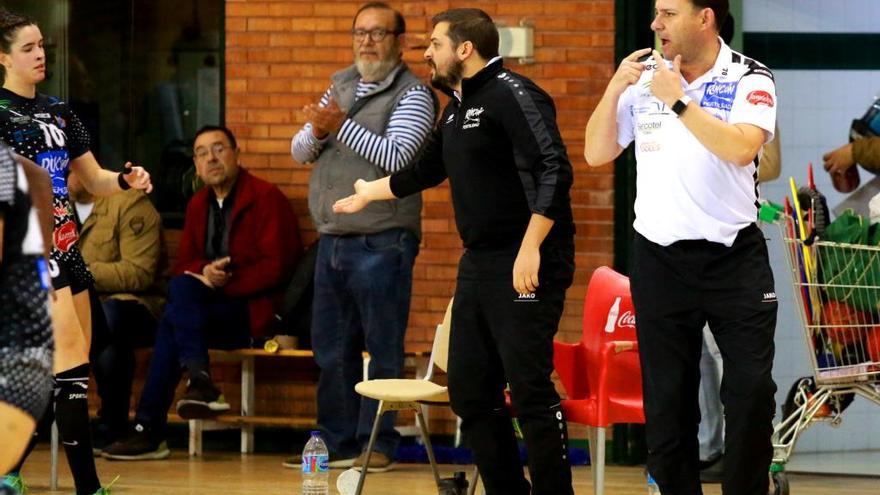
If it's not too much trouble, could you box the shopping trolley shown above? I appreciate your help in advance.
[769,208,880,495]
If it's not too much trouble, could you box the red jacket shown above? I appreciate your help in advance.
[175,168,301,339]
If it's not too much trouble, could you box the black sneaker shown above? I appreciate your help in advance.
[176,380,230,419]
[102,423,170,461]
[282,452,357,469]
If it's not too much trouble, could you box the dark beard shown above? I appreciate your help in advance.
[430,59,464,92]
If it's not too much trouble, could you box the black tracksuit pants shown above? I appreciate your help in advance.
[448,244,574,495]
[631,224,777,495]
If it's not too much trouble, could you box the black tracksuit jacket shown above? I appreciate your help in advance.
[390,59,575,254]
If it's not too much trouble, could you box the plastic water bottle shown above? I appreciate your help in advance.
[646,472,661,495]
[301,431,330,495]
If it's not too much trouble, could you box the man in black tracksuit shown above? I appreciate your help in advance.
[333,8,575,495]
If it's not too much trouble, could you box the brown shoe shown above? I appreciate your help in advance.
[352,450,395,473]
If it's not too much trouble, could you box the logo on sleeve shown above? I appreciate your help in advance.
[462,107,484,130]
[747,90,774,107]
[700,81,737,111]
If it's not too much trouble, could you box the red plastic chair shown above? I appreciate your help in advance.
[554,266,645,495]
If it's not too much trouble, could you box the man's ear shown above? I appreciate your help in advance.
[700,8,713,29]
[457,40,474,61]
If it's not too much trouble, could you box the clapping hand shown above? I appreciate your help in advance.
[304,98,346,138]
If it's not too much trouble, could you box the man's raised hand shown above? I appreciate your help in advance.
[650,49,684,107]
[608,47,652,96]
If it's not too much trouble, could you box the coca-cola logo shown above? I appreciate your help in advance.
[54,221,79,252]
[747,90,774,107]
[617,310,636,328]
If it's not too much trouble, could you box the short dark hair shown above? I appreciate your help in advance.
[431,8,499,60]
[353,2,405,35]
[194,125,237,150]
[0,7,36,83]
[691,0,729,32]
[720,13,735,44]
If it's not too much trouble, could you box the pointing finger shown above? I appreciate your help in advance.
[652,50,667,71]
[625,47,653,62]
[673,54,682,74]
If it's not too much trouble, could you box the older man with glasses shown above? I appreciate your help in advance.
[102,125,302,460]
[288,1,437,473]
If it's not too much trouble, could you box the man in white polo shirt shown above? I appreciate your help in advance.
[584,1,778,494]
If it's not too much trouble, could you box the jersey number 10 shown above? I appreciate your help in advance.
[38,122,67,148]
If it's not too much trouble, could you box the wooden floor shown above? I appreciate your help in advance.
[19,447,880,494]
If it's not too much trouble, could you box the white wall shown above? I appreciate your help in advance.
[745,1,880,453]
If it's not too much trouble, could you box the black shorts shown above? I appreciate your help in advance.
[50,246,95,294]
[0,255,54,420]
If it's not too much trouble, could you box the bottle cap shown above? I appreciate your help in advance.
[264,339,280,353]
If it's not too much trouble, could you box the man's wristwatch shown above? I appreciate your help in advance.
[672,95,692,116]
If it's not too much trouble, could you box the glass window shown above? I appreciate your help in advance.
[4,0,223,224]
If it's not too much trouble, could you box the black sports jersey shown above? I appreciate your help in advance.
[0,144,30,262]
[0,88,92,284]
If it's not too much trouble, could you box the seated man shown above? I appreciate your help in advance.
[102,125,301,460]
[68,172,164,448]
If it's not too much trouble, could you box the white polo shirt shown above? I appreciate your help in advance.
[617,39,777,247]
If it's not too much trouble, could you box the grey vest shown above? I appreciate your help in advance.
[309,63,428,238]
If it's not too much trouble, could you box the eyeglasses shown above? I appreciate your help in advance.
[195,143,229,161]
[351,28,401,43]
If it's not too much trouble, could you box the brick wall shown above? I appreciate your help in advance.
[225,0,615,432]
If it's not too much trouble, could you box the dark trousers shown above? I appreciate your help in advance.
[135,275,250,437]
[90,294,157,438]
[631,224,777,495]
[311,228,418,458]
[448,247,574,495]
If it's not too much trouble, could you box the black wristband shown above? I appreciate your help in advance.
[117,172,132,190]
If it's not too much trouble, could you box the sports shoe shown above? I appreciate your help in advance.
[282,452,357,469]
[176,380,230,419]
[90,475,120,494]
[1,473,27,494]
[352,450,395,473]
[102,423,170,461]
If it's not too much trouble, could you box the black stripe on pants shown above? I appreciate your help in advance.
[631,224,777,495]
[448,248,574,495]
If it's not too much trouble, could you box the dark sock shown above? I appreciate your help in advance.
[185,360,211,386]
[55,364,101,494]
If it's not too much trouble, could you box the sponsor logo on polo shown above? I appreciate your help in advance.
[747,90,774,107]
[637,121,662,134]
[700,81,737,110]
[639,141,661,152]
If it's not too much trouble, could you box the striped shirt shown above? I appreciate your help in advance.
[291,82,435,173]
